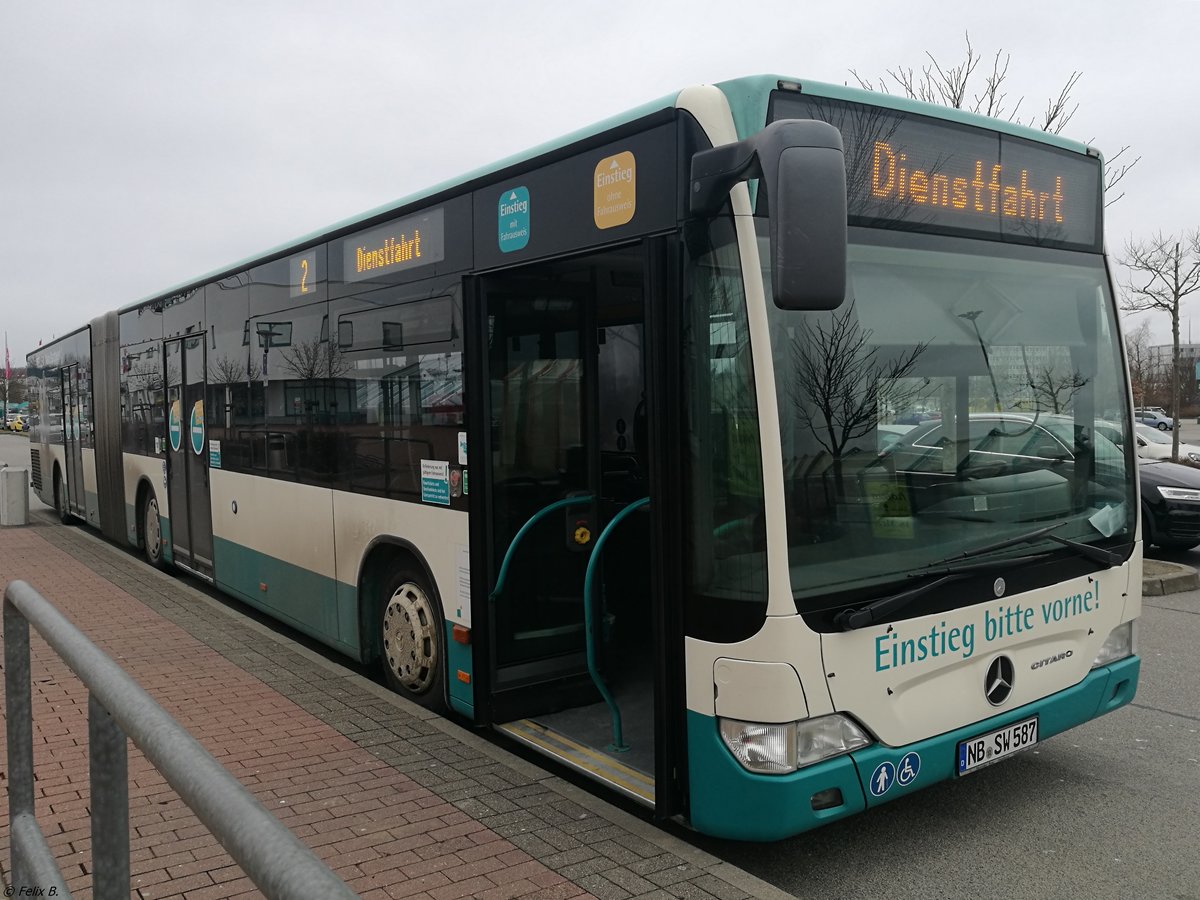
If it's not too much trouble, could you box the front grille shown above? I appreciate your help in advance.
[1163,505,1200,539]
[30,447,42,491]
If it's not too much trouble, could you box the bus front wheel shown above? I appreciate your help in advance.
[379,568,446,712]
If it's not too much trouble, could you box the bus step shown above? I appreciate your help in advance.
[496,718,654,807]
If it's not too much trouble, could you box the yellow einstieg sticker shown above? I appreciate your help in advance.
[594,152,636,229]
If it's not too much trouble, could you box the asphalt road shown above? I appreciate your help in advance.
[3,431,1198,898]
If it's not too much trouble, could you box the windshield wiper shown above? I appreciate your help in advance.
[835,524,1126,632]
[925,521,1123,569]
[834,553,1047,631]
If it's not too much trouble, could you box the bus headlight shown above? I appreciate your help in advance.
[718,714,872,774]
[795,714,872,768]
[1091,620,1136,668]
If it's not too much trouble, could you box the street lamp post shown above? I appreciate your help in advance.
[958,310,1001,412]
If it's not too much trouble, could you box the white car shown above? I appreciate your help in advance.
[1133,424,1200,465]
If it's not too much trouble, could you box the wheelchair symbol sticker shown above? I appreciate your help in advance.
[897,751,921,787]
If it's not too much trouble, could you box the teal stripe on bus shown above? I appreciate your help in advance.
[715,74,1091,155]
[445,621,474,718]
[212,537,357,658]
[687,656,1139,841]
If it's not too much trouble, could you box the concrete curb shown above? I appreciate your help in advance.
[1142,560,1199,596]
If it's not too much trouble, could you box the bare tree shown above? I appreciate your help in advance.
[1123,319,1163,409]
[850,31,1138,206]
[1025,364,1088,414]
[209,353,248,385]
[1121,230,1200,460]
[790,302,929,489]
[280,337,350,382]
[5,366,27,405]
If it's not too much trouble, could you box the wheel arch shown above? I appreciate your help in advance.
[355,536,444,668]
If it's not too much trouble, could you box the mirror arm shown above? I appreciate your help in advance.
[688,139,761,217]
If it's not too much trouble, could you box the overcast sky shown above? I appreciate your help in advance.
[3,0,1198,362]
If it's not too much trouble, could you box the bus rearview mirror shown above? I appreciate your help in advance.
[690,119,848,311]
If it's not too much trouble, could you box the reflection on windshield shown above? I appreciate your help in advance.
[763,228,1134,609]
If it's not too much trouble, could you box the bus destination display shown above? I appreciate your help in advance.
[769,92,1101,250]
[343,207,446,282]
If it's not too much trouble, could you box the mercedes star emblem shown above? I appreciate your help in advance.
[985,655,1015,706]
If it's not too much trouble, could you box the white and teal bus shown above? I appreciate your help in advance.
[27,75,1140,840]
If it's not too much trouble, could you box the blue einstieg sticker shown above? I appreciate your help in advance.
[499,187,530,252]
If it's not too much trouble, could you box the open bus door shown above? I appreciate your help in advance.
[468,240,685,818]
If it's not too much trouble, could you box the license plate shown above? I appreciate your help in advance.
[957,717,1038,775]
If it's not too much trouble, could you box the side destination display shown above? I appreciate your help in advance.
[343,208,446,282]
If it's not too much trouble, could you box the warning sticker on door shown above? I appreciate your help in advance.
[420,459,451,506]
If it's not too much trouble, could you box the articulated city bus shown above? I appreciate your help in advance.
[27,75,1140,840]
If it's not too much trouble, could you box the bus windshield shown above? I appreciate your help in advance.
[762,225,1135,612]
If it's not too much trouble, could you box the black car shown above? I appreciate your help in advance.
[1139,459,1200,551]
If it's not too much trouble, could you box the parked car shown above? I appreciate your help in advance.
[1134,409,1174,431]
[881,412,1128,525]
[893,411,938,426]
[1140,459,1200,551]
[891,413,1126,477]
[1133,424,1200,465]
[8,416,24,433]
[877,422,915,451]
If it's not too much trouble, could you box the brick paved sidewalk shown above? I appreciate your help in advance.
[0,518,787,900]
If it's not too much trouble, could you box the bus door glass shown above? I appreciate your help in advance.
[478,244,658,798]
[165,335,215,577]
[60,364,85,516]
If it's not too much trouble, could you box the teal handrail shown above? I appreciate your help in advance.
[489,495,595,601]
[582,496,650,752]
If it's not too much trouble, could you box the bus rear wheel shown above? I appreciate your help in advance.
[142,491,165,569]
[379,569,446,712]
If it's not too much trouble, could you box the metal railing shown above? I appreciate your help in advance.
[3,579,357,900]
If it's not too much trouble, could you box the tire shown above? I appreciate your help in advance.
[53,469,71,525]
[142,490,166,569]
[378,567,447,712]
[1158,422,1170,431]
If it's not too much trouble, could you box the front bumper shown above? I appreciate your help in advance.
[686,655,1140,841]
[1153,500,1200,543]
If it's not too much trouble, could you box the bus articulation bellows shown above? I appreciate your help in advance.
[27,75,1140,840]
